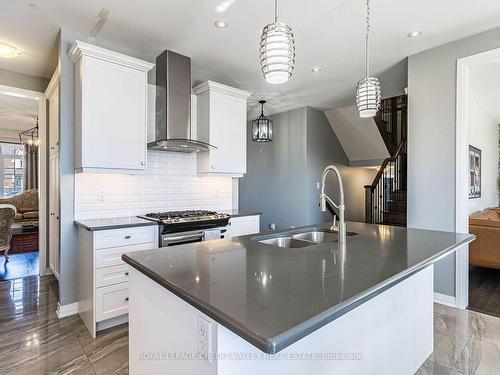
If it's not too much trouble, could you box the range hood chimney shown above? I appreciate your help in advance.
[148,50,215,152]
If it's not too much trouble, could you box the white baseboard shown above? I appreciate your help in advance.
[56,302,79,318]
[434,292,457,308]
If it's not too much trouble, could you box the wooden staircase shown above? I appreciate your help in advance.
[365,95,407,227]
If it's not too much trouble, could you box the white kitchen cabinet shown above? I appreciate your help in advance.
[69,41,154,174]
[226,215,260,238]
[46,70,60,280]
[48,85,59,155]
[48,153,60,279]
[77,225,158,338]
[193,81,251,177]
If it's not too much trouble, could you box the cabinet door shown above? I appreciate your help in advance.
[49,153,60,279]
[48,88,59,155]
[209,92,247,174]
[81,56,146,171]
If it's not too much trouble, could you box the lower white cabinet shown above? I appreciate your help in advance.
[226,215,260,238]
[95,283,130,322]
[78,225,158,337]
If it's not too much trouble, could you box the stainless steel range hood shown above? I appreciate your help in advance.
[148,50,215,153]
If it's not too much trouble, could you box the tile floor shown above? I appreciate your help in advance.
[0,274,499,374]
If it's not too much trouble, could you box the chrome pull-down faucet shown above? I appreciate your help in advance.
[320,165,346,243]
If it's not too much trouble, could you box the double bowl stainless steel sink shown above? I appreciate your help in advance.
[253,228,358,249]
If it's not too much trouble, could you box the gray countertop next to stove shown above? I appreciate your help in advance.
[74,209,261,231]
[74,216,158,231]
[122,221,475,354]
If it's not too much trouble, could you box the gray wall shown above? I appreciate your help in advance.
[240,106,375,232]
[58,29,154,305]
[408,26,500,297]
[240,108,309,231]
[0,68,49,92]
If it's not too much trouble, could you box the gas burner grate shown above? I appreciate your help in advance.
[145,210,218,220]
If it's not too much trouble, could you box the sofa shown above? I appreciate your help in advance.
[0,189,38,222]
[469,208,500,269]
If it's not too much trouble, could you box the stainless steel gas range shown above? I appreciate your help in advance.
[138,210,230,247]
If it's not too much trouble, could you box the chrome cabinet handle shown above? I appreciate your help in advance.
[140,161,145,166]
[124,235,131,239]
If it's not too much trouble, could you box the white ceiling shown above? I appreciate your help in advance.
[0,93,38,132]
[2,0,500,116]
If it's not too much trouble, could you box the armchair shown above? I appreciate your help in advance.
[0,204,17,261]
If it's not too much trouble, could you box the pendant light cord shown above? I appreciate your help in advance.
[365,0,371,78]
[274,0,279,23]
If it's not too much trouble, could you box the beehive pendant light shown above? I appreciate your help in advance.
[356,0,381,118]
[259,0,295,84]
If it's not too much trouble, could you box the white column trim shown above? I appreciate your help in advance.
[455,46,500,310]
[56,302,79,318]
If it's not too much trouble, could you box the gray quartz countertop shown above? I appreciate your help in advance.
[122,221,474,354]
[221,209,262,218]
[74,216,157,231]
[74,209,261,231]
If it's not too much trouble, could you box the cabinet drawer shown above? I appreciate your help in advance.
[95,242,156,268]
[95,226,156,249]
[96,265,129,288]
[96,283,129,322]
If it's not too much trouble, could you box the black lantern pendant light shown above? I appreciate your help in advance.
[252,100,273,142]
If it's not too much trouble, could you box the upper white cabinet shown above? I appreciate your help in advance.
[69,41,154,174]
[193,81,251,177]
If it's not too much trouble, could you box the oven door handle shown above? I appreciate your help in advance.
[163,233,205,242]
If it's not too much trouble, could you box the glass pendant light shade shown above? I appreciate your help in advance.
[356,77,381,118]
[356,0,381,118]
[252,101,273,142]
[260,0,295,84]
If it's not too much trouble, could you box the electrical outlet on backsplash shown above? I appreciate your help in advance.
[74,151,233,220]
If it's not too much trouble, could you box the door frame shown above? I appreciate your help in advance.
[455,47,500,309]
[0,84,48,276]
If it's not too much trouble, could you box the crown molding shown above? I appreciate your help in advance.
[68,40,154,72]
[193,80,252,99]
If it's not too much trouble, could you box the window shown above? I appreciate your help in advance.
[0,143,24,198]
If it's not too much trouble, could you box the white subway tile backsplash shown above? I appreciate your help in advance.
[74,151,233,220]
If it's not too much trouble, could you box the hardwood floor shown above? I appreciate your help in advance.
[0,253,39,281]
[469,265,500,318]
[0,274,499,374]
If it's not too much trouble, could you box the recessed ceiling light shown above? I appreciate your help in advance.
[28,2,39,11]
[407,31,423,38]
[0,42,21,58]
[214,20,229,29]
[312,66,322,73]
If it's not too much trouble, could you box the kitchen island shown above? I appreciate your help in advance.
[122,222,474,375]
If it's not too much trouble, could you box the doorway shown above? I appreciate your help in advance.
[0,84,46,280]
[456,48,500,317]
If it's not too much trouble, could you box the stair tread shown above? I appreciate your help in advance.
[382,211,406,215]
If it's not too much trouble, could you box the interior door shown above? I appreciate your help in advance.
[48,153,60,279]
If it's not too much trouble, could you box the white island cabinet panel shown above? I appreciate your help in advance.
[69,41,154,174]
[128,265,433,375]
[194,81,251,177]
